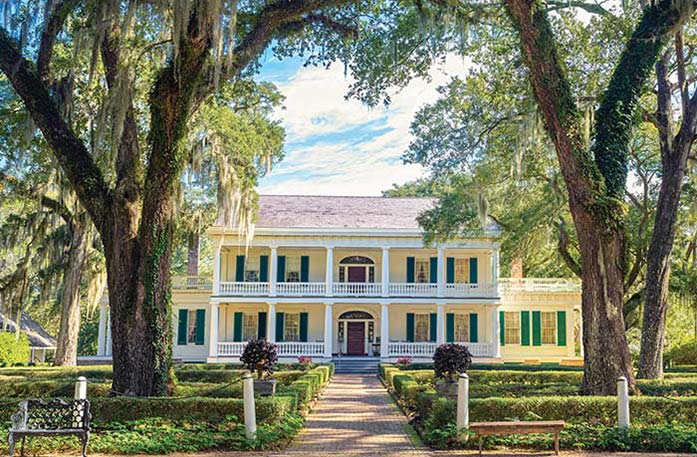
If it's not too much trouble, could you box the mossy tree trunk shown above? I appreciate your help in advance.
[503,0,691,394]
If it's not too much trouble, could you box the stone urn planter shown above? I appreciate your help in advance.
[253,379,278,396]
[435,379,459,400]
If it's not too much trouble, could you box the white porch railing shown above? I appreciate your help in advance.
[277,342,325,356]
[217,342,246,357]
[219,282,269,296]
[499,278,581,292]
[332,282,382,296]
[388,342,438,357]
[172,275,212,290]
[454,342,495,357]
[444,283,497,297]
[389,283,438,297]
[276,282,325,296]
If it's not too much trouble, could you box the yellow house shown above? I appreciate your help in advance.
[94,195,582,368]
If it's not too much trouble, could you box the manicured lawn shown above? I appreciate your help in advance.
[0,362,333,455]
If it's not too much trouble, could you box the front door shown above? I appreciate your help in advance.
[346,322,365,355]
[347,266,365,282]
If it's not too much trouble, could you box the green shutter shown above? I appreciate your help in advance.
[499,311,505,346]
[259,255,269,282]
[532,311,542,346]
[277,256,286,282]
[521,311,530,346]
[258,312,267,339]
[195,309,206,345]
[429,257,438,283]
[235,255,245,281]
[276,312,284,342]
[300,256,310,282]
[469,313,478,343]
[446,257,455,283]
[429,313,437,342]
[557,311,567,346]
[446,313,455,343]
[300,312,308,342]
[469,257,478,283]
[406,257,415,283]
[177,309,188,345]
[406,313,415,342]
[233,312,243,342]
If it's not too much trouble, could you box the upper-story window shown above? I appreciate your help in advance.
[454,258,470,283]
[286,256,301,282]
[339,256,375,283]
[415,258,430,283]
[245,257,260,282]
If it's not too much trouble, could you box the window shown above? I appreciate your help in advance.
[245,256,260,282]
[414,314,429,342]
[455,314,469,342]
[541,311,557,345]
[504,312,521,344]
[187,310,197,344]
[285,313,300,341]
[286,256,301,282]
[415,259,430,283]
[243,314,258,341]
[454,258,470,283]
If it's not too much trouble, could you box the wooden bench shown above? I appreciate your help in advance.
[469,420,565,455]
[8,398,91,457]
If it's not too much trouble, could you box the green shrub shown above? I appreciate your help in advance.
[666,340,697,366]
[174,369,246,383]
[0,333,30,366]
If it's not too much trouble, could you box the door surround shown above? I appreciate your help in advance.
[337,310,375,357]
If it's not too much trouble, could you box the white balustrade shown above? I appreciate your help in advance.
[388,342,438,357]
[277,342,325,356]
[332,282,382,297]
[444,283,497,297]
[454,342,494,357]
[172,275,212,289]
[219,282,269,296]
[499,278,581,293]
[217,342,246,356]
[276,282,325,296]
[389,283,438,297]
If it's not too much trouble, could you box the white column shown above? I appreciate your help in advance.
[270,246,278,296]
[213,246,222,295]
[243,373,257,439]
[105,314,112,357]
[208,303,219,359]
[617,377,630,428]
[492,306,501,358]
[457,373,469,431]
[97,301,107,356]
[268,302,276,343]
[324,303,333,358]
[436,302,445,344]
[380,302,389,359]
[492,248,500,296]
[437,248,445,297]
[381,247,390,297]
[325,246,334,297]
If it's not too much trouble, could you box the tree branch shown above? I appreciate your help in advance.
[557,218,582,278]
[0,27,111,228]
[37,0,81,80]
[544,0,613,16]
[41,195,75,230]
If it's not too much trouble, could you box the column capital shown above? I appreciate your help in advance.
[381,246,390,251]
[435,299,446,306]
[266,299,278,306]
[325,245,335,250]
[379,301,391,307]
[269,245,278,250]
[323,301,335,306]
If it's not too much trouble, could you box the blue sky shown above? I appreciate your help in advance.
[256,54,470,196]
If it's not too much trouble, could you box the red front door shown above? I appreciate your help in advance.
[347,266,365,282]
[346,322,365,355]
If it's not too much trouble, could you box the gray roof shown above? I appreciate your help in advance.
[0,311,57,348]
[248,195,437,230]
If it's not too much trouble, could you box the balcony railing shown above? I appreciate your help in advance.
[389,283,438,297]
[276,282,325,296]
[219,281,269,296]
[218,342,246,356]
[387,341,495,357]
[332,282,382,297]
[217,341,324,357]
[172,275,212,290]
[499,278,581,293]
[445,283,497,297]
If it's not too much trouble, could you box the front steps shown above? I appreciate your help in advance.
[333,357,380,374]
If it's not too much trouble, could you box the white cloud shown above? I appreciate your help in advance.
[259,54,471,196]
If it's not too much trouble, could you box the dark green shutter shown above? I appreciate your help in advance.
[429,257,438,283]
[276,312,284,342]
[300,256,310,282]
[429,313,437,342]
[277,256,286,282]
[557,311,567,346]
[521,311,530,346]
[469,313,478,343]
[177,309,188,345]
[195,309,205,345]
[406,257,415,283]
[532,311,542,346]
[233,312,243,342]
[499,311,505,346]
[446,313,455,342]
[299,312,308,342]
[235,255,245,281]
[406,313,415,342]
[259,255,269,282]
[258,312,267,339]
[469,257,478,283]
[446,257,455,283]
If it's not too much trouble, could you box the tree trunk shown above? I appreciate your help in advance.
[54,219,88,366]
[187,231,200,277]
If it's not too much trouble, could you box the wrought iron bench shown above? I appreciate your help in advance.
[469,420,565,455]
[8,398,91,457]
